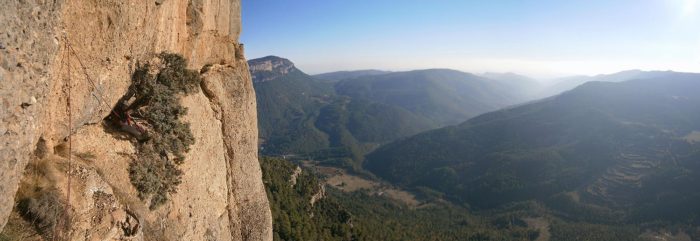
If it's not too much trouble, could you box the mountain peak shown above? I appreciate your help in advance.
[248,56,296,82]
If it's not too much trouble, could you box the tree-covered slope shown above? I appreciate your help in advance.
[365,74,700,222]
[253,57,547,171]
[260,157,356,241]
[312,97,434,163]
[260,157,549,241]
[253,60,334,154]
[335,69,536,126]
[251,57,436,169]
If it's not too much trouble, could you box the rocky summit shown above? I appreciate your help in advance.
[248,56,297,83]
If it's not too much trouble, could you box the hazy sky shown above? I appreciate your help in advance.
[241,0,700,78]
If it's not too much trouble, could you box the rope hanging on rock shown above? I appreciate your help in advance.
[55,35,128,240]
[51,35,74,241]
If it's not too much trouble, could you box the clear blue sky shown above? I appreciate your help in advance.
[241,0,700,77]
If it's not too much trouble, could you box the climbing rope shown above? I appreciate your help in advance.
[55,35,133,240]
[64,40,123,119]
[55,35,74,241]
[66,36,73,241]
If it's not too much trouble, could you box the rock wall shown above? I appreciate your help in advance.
[248,56,295,83]
[0,0,272,240]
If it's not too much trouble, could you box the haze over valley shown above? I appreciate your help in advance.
[250,55,700,240]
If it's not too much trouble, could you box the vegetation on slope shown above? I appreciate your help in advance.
[253,57,436,171]
[334,69,532,126]
[254,57,547,173]
[365,75,700,225]
[260,157,356,241]
[260,156,555,241]
[254,66,335,155]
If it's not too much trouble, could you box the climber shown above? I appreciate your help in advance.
[121,113,146,135]
[107,100,149,141]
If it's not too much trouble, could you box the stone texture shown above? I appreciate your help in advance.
[201,63,272,241]
[247,56,296,83]
[0,0,272,240]
[0,0,62,232]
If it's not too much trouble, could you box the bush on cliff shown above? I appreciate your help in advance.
[114,53,201,209]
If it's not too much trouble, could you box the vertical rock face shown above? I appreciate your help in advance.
[0,0,272,240]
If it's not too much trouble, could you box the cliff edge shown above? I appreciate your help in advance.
[0,0,272,240]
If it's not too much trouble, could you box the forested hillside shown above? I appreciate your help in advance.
[366,74,700,228]
[260,157,546,241]
[252,57,435,171]
[252,57,540,170]
[335,69,536,126]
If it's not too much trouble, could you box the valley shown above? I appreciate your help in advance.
[255,62,700,240]
[300,160,421,206]
[251,56,563,171]
[3,1,699,241]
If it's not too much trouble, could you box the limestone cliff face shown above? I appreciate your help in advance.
[248,56,296,83]
[0,0,272,240]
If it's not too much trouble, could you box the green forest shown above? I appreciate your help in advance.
[252,57,700,241]
[260,157,683,241]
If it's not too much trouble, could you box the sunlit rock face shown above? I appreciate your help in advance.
[0,0,272,240]
[248,56,297,83]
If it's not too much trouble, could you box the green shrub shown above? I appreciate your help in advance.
[129,143,183,209]
[117,53,201,209]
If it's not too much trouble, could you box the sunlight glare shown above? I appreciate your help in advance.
[682,0,698,16]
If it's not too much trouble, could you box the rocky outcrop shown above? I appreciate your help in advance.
[309,184,326,207]
[0,0,272,240]
[289,166,302,187]
[248,56,296,83]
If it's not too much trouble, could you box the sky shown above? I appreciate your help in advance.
[241,0,700,78]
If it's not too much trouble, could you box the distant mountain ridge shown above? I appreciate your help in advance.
[250,56,547,169]
[335,68,538,126]
[251,56,436,170]
[314,69,392,82]
[481,72,543,103]
[365,73,700,223]
[538,69,688,97]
